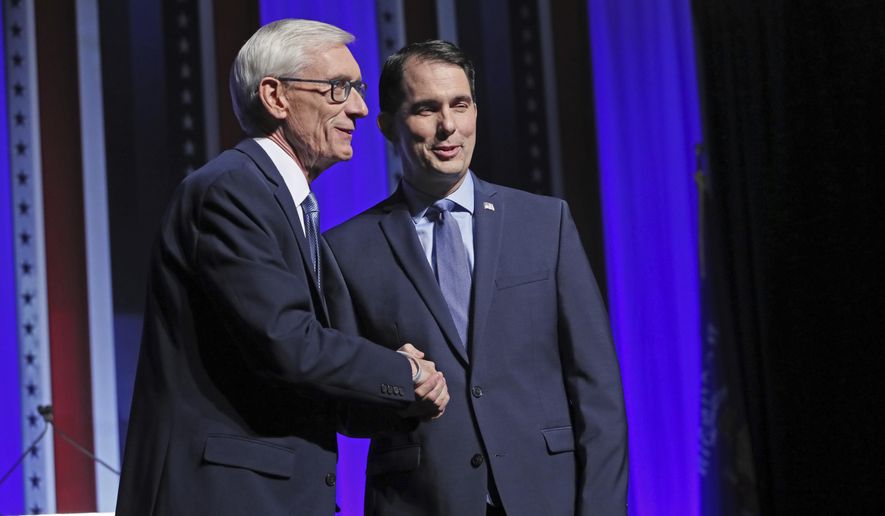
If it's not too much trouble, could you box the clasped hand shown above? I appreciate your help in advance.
[398,343,449,420]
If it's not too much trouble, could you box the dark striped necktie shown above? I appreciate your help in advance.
[301,191,321,291]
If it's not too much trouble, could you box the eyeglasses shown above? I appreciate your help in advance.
[277,77,368,103]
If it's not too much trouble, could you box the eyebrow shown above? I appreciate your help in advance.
[328,74,361,82]
[410,95,473,110]
[410,100,441,112]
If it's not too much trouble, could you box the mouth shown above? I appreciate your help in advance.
[335,127,354,137]
[431,144,462,160]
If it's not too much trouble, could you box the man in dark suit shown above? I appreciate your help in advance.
[116,20,448,516]
[324,40,628,515]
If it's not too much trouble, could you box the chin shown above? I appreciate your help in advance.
[435,164,467,177]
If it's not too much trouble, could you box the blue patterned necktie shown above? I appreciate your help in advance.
[301,192,321,291]
[427,199,472,348]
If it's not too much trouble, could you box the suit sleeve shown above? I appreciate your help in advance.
[555,201,629,515]
[192,170,414,407]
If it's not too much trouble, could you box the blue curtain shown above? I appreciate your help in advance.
[587,0,702,514]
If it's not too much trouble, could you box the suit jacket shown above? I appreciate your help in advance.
[324,176,628,516]
[116,140,414,516]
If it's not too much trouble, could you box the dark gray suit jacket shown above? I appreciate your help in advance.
[325,176,628,516]
[116,140,414,515]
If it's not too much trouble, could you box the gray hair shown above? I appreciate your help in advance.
[230,19,354,136]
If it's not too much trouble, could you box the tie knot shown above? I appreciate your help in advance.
[427,199,456,221]
[301,192,319,214]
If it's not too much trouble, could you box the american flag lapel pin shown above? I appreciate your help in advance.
[483,201,495,211]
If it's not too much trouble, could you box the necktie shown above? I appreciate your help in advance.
[427,199,471,348]
[301,192,321,291]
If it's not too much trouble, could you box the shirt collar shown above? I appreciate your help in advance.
[402,171,475,221]
[253,137,310,205]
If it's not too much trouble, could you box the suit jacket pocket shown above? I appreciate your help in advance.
[366,444,421,476]
[495,269,549,290]
[541,426,575,454]
[202,434,295,478]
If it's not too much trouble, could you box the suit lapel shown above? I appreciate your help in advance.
[378,192,469,366]
[235,140,329,324]
[469,178,503,362]
[274,187,330,322]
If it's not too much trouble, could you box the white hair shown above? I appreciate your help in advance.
[230,19,354,136]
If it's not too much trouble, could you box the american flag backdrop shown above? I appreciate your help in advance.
[1,0,120,513]
[0,0,281,512]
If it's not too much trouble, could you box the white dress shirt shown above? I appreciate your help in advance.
[254,137,310,236]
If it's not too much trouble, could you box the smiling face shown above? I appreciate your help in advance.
[274,45,369,178]
[380,57,477,197]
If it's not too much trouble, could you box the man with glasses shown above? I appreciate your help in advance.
[325,40,628,515]
[116,20,448,516]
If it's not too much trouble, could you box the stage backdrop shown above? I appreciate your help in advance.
[0,1,704,514]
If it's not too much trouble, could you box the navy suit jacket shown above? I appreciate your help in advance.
[116,140,414,516]
[324,176,628,516]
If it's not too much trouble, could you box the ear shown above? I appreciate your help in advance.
[377,112,395,142]
[257,77,289,122]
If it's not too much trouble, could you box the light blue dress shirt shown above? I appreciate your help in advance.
[402,171,475,274]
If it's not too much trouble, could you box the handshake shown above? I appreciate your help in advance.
[398,343,450,420]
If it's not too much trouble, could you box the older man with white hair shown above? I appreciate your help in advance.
[116,19,448,516]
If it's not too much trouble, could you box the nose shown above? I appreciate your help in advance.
[436,108,456,138]
[345,90,369,118]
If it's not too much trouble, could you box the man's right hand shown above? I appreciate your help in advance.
[398,343,450,419]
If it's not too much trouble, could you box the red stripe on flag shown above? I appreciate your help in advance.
[36,1,97,511]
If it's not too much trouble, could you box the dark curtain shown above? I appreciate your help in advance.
[693,1,885,514]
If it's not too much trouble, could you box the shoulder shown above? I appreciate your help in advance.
[159,145,278,236]
[189,146,260,184]
[325,194,398,240]
[477,177,567,218]
[178,146,271,200]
